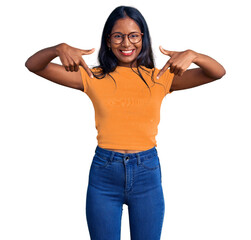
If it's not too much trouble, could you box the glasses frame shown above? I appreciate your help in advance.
[107,32,144,44]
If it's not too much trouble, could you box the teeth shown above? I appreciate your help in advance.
[122,50,133,53]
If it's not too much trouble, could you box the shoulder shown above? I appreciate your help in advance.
[79,66,104,79]
[90,66,103,73]
[139,66,165,79]
[138,65,157,74]
[138,66,162,74]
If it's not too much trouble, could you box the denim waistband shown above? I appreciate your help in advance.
[95,145,158,162]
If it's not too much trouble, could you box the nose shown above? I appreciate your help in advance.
[121,35,131,47]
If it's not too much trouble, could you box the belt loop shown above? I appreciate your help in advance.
[109,151,115,163]
[136,153,141,165]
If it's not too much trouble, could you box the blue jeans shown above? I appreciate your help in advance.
[86,145,165,240]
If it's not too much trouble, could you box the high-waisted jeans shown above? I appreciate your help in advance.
[86,145,165,240]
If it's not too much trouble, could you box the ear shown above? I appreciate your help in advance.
[106,39,111,48]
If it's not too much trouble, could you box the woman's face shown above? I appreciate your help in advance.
[107,17,143,68]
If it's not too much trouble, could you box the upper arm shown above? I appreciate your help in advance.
[170,68,220,92]
[31,62,84,91]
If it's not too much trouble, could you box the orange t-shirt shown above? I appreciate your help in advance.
[79,65,174,151]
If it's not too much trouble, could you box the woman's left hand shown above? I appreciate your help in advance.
[157,46,198,79]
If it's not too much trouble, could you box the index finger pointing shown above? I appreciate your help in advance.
[80,58,93,78]
[157,62,171,79]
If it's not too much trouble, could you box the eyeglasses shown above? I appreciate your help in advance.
[108,32,144,44]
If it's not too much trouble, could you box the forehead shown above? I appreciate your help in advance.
[111,17,141,33]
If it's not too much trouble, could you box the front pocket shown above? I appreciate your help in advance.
[91,154,110,169]
[139,154,160,170]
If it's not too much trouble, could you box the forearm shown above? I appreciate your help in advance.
[25,43,62,72]
[192,50,226,79]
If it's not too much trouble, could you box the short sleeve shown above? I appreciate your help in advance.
[157,68,175,95]
[79,66,89,93]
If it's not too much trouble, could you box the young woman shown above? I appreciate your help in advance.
[25,5,226,240]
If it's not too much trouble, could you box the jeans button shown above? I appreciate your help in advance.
[125,156,129,161]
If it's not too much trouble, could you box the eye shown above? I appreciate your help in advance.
[113,34,122,39]
[130,34,139,38]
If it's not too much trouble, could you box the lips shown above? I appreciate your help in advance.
[119,49,135,56]
[120,49,134,52]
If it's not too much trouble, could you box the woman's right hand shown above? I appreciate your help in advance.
[56,43,95,78]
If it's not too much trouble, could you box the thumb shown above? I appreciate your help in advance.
[81,48,95,55]
[159,46,172,56]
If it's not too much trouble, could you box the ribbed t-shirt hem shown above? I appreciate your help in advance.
[97,143,156,151]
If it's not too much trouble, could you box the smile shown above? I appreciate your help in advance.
[119,49,135,56]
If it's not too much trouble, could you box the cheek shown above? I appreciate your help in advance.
[137,45,142,54]
[137,43,142,51]
[112,48,120,55]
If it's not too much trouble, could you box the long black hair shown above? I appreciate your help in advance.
[92,6,164,95]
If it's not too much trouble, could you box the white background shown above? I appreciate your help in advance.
[1,0,250,239]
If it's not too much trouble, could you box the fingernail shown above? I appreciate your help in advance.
[157,76,159,79]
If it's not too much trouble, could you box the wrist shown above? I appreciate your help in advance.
[54,43,66,56]
[190,50,200,64]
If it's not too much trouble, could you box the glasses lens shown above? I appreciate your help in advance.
[128,32,142,43]
[110,33,123,44]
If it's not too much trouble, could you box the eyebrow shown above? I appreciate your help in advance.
[111,31,140,34]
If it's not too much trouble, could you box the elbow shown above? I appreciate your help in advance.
[219,65,226,78]
[215,67,226,80]
[219,68,226,79]
[221,66,226,77]
[25,59,32,71]
[25,59,35,72]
